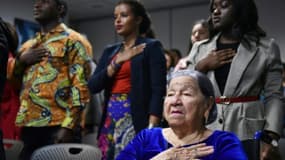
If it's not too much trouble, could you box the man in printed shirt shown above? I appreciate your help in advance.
[9,0,93,159]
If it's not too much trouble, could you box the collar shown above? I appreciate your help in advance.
[36,23,69,38]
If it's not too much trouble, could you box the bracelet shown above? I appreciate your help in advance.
[111,59,121,71]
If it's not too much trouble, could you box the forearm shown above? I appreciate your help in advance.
[264,99,283,137]
[195,59,209,73]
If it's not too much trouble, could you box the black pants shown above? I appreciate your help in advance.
[19,126,81,160]
[0,129,6,160]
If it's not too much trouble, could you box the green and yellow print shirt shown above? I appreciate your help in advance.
[14,23,92,129]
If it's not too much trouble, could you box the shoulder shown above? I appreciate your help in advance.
[103,42,121,53]
[19,38,36,53]
[96,43,121,60]
[208,131,244,152]
[105,42,121,50]
[188,37,215,62]
[196,38,210,46]
[139,127,163,136]
[134,128,163,141]
[258,37,280,51]
[211,130,240,140]
[67,28,90,44]
[249,37,281,62]
[138,38,164,59]
[22,39,35,47]
[143,38,159,43]
[209,131,247,159]
[138,37,162,47]
[241,35,279,52]
[206,130,241,146]
[122,128,164,147]
[190,36,215,53]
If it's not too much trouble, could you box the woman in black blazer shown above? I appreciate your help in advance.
[88,0,166,159]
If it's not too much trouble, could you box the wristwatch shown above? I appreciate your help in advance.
[271,139,279,147]
[254,130,279,147]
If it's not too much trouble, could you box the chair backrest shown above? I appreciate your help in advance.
[31,143,102,160]
[82,132,98,146]
[241,139,260,160]
[3,139,24,160]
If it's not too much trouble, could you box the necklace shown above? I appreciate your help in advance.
[120,41,135,53]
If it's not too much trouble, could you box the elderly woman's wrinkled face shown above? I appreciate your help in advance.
[164,76,208,127]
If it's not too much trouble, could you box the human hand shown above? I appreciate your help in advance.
[19,45,49,66]
[174,57,189,71]
[151,143,214,160]
[115,43,146,64]
[260,142,281,160]
[54,127,74,143]
[174,143,214,160]
[150,146,176,160]
[196,49,235,72]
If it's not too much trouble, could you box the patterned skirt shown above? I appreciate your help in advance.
[98,94,135,160]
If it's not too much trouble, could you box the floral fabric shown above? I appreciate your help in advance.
[98,94,135,160]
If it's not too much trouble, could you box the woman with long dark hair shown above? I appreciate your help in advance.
[88,0,166,159]
[178,0,283,159]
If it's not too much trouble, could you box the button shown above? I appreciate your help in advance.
[218,118,223,124]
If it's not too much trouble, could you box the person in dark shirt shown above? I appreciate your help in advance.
[177,0,283,159]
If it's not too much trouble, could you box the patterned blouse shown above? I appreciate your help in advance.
[12,23,92,129]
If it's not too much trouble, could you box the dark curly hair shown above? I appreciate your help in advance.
[0,19,18,53]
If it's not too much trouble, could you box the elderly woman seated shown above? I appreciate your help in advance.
[116,70,247,160]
